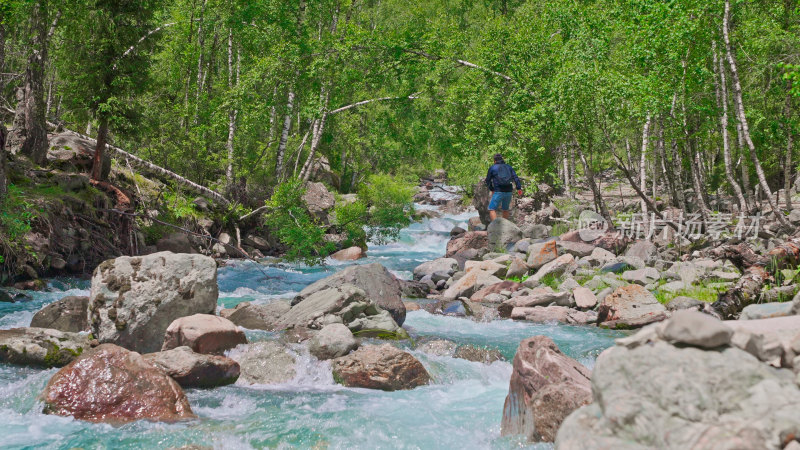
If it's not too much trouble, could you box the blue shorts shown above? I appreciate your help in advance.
[489,191,512,211]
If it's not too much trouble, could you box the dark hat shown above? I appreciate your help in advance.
[493,153,504,162]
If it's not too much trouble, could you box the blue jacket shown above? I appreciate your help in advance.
[485,162,521,192]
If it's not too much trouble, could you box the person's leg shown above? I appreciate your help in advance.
[488,192,500,221]
[501,192,512,219]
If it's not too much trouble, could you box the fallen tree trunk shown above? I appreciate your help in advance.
[710,239,800,319]
[0,105,231,206]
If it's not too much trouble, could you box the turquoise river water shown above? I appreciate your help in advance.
[0,202,622,449]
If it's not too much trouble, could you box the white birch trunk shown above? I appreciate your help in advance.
[640,113,651,213]
[723,0,787,225]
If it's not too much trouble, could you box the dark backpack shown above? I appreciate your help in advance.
[495,164,514,189]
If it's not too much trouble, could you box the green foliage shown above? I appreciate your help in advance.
[265,180,335,265]
[357,174,415,244]
[0,185,37,241]
[539,273,561,290]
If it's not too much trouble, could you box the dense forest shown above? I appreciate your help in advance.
[0,0,799,268]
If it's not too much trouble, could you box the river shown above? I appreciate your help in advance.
[0,201,622,449]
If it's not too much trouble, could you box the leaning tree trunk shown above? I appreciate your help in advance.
[639,113,651,214]
[13,0,49,165]
[576,143,613,227]
[91,116,109,181]
[0,124,7,201]
[723,0,788,227]
[715,46,748,213]
[710,239,800,319]
[225,29,239,188]
[784,93,793,211]
[274,88,296,176]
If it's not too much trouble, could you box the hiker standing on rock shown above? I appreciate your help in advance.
[486,153,522,221]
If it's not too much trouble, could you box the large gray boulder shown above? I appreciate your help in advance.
[88,252,218,354]
[502,336,592,443]
[220,300,292,331]
[556,341,800,449]
[279,284,406,337]
[293,263,406,326]
[487,218,523,251]
[30,296,89,332]
[0,327,90,367]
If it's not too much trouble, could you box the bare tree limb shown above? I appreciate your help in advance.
[328,93,420,115]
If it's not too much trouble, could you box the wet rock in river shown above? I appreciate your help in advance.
[220,300,292,331]
[332,344,430,391]
[0,327,90,367]
[42,344,195,423]
[145,346,240,388]
[501,336,592,443]
[162,314,247,355]
[293,263,406,326]
[30,295,89,332]
[309,323,359,360]
[230,341,297,385]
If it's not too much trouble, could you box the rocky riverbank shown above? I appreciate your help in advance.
[1,174,800,447]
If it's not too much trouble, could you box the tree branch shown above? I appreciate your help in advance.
[328,93,420,115]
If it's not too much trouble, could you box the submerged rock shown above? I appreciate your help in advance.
[88,252,218,354]
[501,336,592,443]
[0,327,90,368]
[332,344,430,391]
[293,263,406,326]
[453,345,505,364]
[162,314,247,355]
[231,341,297,385]
[30,295,89,332]
[145,346,240,388]
[309,323,359,360]
[220,300,292,331]
[42,344,195,423]
[555,341,800,449]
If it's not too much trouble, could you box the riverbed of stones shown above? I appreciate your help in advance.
[1,197,800,448]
